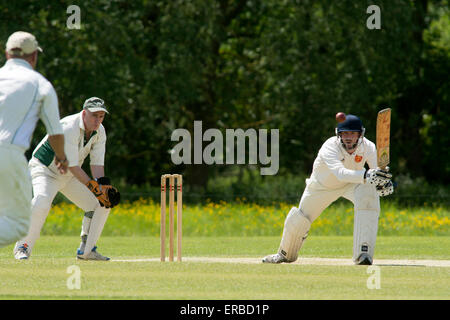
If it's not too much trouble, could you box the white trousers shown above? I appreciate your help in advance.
[279,179,380,262]
[15,158,109,255]
[0,144,32,248]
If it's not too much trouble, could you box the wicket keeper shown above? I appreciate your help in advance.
[14,97,120,260]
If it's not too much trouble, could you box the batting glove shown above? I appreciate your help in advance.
[364,168,392,186]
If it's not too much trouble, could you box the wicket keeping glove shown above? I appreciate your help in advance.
[96,177,120,208]
[86,179,111,208]
[107,186,121,208]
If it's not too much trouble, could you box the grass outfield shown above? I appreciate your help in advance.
[0,235,448,300]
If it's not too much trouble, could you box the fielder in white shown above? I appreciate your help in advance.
[14,97,120,260]
[0,31,67,248]
[262,114,394,265]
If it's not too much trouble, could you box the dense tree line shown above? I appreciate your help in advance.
[1,0,448,188]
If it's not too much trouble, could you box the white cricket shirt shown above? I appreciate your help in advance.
[309,136,377,189]
[0,58,63,151]
[32,111,106,175]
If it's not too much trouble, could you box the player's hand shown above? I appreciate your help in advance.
[85,179,112,208]
[364,168,392,186]
[54,156,68,174]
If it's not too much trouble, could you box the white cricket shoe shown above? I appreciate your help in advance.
[77,246,110,261]
[262,253,289,264]
[14,244,30,260]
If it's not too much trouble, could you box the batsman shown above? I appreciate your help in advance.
[14,97,120,260]
[263,111,394,265]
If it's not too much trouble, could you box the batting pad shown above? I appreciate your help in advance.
[353,210,379,262]
[352,184,380,262]
[278,207,311,262]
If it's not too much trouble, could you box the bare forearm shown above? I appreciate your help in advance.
[91,165,105,180]
[48,134,68,174]
[48,134,66,160]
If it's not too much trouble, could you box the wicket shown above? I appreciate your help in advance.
[160,174,182,262]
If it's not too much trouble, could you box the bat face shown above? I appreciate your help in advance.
[376,108,391,170]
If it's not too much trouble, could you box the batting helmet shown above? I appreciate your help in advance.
[335,114,365,150]
[336,114,364,133]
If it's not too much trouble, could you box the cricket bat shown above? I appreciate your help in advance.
[376,108,391,170]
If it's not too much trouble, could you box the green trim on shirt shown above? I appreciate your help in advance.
[33,139,54,166]
[84,130,97,146]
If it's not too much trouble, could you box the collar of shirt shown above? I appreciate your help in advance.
[5,58,33,70]
[78,111,86,132]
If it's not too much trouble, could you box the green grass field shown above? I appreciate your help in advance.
[0,235,448,300]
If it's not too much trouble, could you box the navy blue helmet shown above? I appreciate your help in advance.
[336,114,364,133]
[335,114,365,150]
